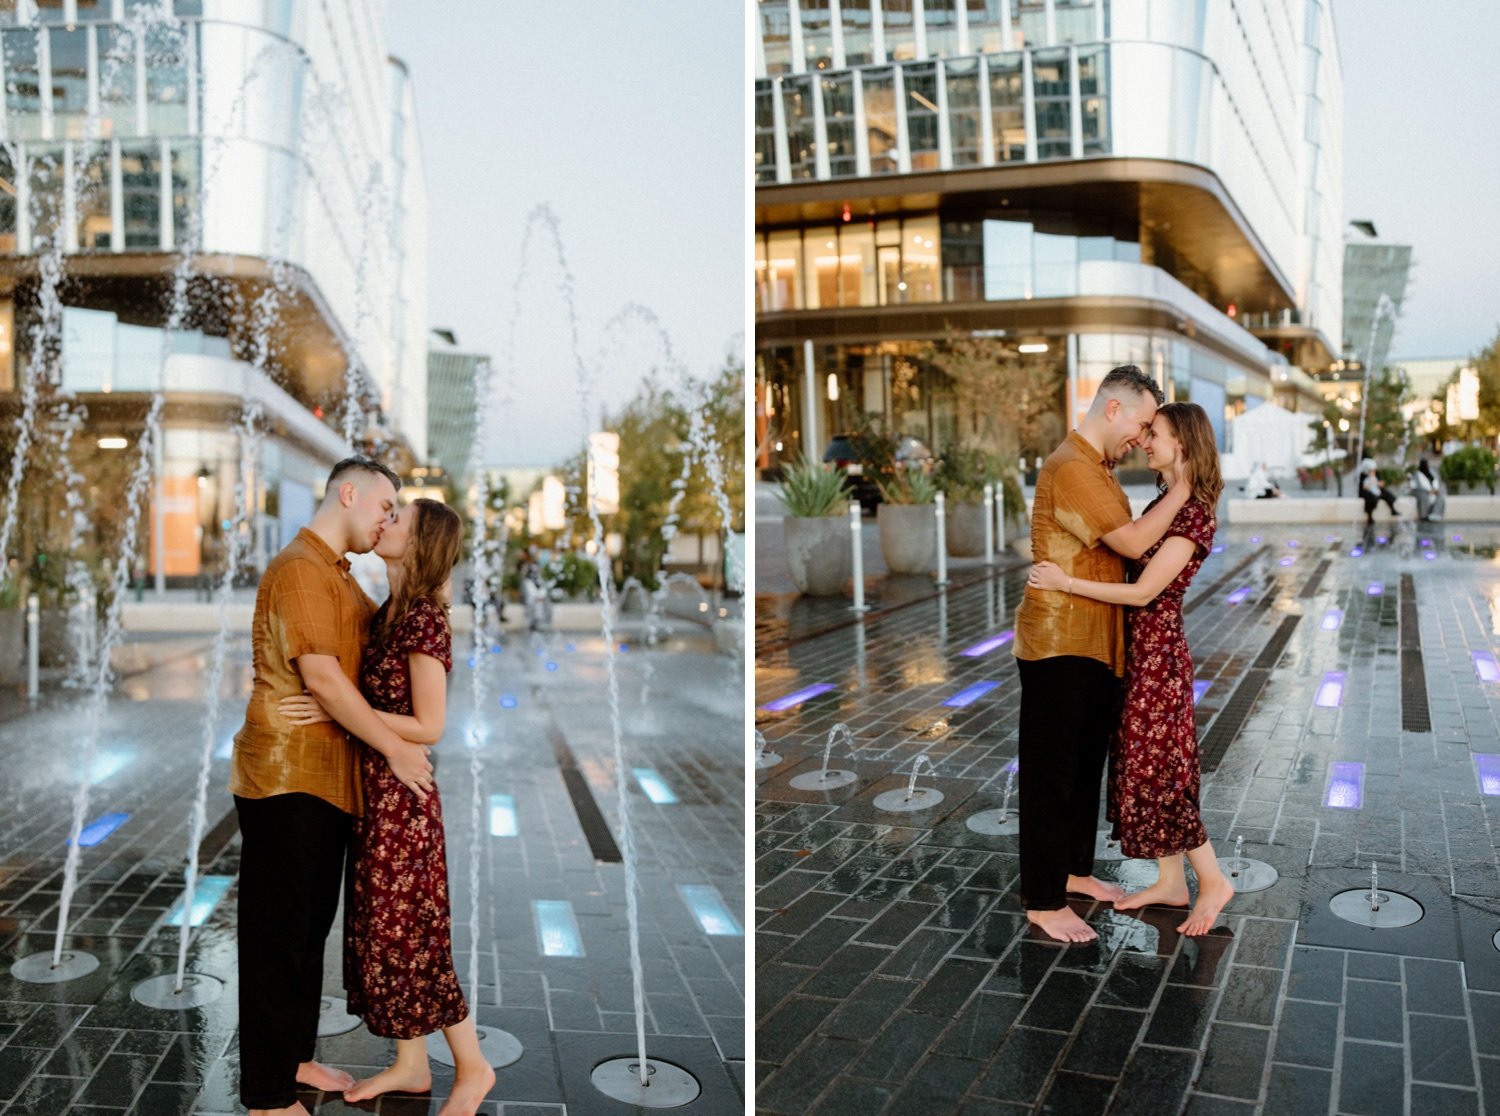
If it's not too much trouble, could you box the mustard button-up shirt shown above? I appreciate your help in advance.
[229,528,376,815]
[1013,432,1134,676]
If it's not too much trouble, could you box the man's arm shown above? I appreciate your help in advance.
[297,654,433,799]
[1100,479,1191,559]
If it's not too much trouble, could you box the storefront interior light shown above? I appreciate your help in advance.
[1018,343,1049,354]
[826,373,840,402]
[97,436,128,449]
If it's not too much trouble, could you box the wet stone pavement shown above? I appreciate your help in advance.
[756,517,1500,1115]
[0,624,745,1114]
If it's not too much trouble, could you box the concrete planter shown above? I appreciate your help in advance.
[879,503,937,574]
[784,516,852,596]
[945,502,987,557]
[0,611,20,685]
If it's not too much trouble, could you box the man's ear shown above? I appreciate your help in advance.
[1104,396,1120,422]
[339,480,357,508]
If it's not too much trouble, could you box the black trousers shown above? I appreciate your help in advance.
[1017,656,1122,910]
[235,793,351,1109]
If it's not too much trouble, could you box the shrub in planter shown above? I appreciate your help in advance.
[777,459,855,596]
[876,471,938,574]
[1440,445,1498,494]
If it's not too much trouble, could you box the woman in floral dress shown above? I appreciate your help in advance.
[281,498,495,1112]
[1029,403,1235,936]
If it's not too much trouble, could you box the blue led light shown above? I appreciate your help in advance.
[565,642,577,652]
[618,643,630,652]
[1367,582,1384,596]
[1324,761,1364,808]
[1250,536,1262,543]
[546,661,558,671]
[499,694,518,709]
[1192,680,1210,703]
[1424,552,1436,561]
[467,657,477,668]
[489,794,518,836]
[1278,557,1294,567]
[1210,545,1225,554]
[1321,609,1343,631]
[1476,755,1500,796]
[678,884,743,936]
[1350,547,1364,557]
[1377,536,1388,546]
[632,768,678,804]
[1453,535,1464,543]
[1315,671,1346,708]
[165,875,233,927]
[1420,539,1433,549]
[72,812,130,847]
[534,900,585,957]
[1287,540,1300,548]
[1226,587,1252,604]
[960,630,1014,657]
[760,683,836,712]
[491,644,502,653]
[943,680,1000,707]
[1474,651,1500,683]
[89,751,132,783]
[1004,757,1020,773]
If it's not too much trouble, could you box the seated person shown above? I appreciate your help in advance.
[1245,462,1283,499]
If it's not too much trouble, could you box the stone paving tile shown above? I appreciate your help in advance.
[758,521,1500,1113]
[0,629,743,1113]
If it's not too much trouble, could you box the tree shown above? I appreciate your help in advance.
[923,329,1065,463]
[1358,367,1413,461]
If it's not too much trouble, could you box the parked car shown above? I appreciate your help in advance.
[823,432,934,511]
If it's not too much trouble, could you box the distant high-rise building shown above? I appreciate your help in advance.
[1342,223,1413,378]
[427,331,485,485]
[754,0,1341,468]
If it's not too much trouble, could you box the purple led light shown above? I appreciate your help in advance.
[1453,534,1464,543]
[1287,540,1300,548]
[1250,536,1262,543]
[1210,545,1225,554]
[1367,582,1384,596]
[1323,761,1365,809]
[760,683,836,712]
[943,680,1001,708]
[1424,552,1436,561]
[1321,609,1343,631]
[1192,680,1210,703]
[1315,671,1346,708]
[1278,556,1294,567]
[1376,536,1388,545]
[1325,535,1337,543]
[1226,587,1252,605]
[961,630,1015,657]
[1420,539,1433,549]
[1476,755,1500,796]
[1350,547,1364,557]
[1004,757,1020,773]
[1474,651,1500,683]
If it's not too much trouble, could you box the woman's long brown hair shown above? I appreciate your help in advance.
[381,498,464,639]
[1157,402,1223,512]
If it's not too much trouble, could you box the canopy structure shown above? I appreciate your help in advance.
[1223,402,1318,481]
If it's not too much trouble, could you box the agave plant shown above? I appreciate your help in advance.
[777,458,854,517]
[877,469,938,505]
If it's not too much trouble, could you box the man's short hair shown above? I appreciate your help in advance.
[324,455,401,497]
[1098,364,1164,407]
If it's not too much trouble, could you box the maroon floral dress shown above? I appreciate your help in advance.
[1107,497,1216,860]
[344,596,468,1039]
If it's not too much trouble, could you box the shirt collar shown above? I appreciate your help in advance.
[1067,430,1110,469]
[297,527,352,572]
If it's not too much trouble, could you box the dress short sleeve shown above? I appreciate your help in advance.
[1166,500,1216,558]
[392,597,453,672]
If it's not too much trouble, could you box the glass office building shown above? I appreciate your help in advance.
[0,0,425,579]
[754,0,1339,470]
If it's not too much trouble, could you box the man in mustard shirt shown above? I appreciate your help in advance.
[1012,365,1190,943]
[231,457,436,1116]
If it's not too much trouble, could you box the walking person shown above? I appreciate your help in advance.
[1030,403,1236,935]
[1012,365,1191,943]
[280,498,496,1114]
[230,457,435,1116]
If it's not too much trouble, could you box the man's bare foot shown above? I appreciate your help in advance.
[1026,906,1097,943]
[343,1063,433,1102]
[1178,875,1235,935]
[1113,880,1191,911]
[437,1064,497,1115]
[1066,874,1126,902]
[249,1105,310,1116]
[296,1060,355,1092]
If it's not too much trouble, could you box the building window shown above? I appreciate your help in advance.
[145,20,190,135]
[1055,0,1097,43]
[99,25,139,138]
[967,0,1006,53]
[1032,49,1072,159]
[781,75,818,180]
[800,0,834,70]
[946,57,982,166]
[904,62,940,170]
[120,142,161,248]
[821,73,858,178]
[759,0,793,74]
[1079,45,1108,155]
[841,0,874,66]
[941,219,984,301]
[989,55,1025,161]
[765,229,804,311]
[51,27,89,139]
[3,30,44,141]
[1014,0,1048,47]
[924,0,959,58]
[862,67,900,174]
[882,0,916,62]
[76,144,112,249]
[754,81,779,184]
[0,148,17,253]
[27,147,64,248]
[170,142,199,246]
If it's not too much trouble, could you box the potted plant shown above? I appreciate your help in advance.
[936,445,1002,557]
[776,458,855,596]
[1440,445,1498,494]
[877,469,938,574]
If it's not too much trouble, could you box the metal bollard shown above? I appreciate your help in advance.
[983,483,995,566]
[26,593,39,700]
[935,492,949,587]
[849,501,869,613]
[996,480,1006,554]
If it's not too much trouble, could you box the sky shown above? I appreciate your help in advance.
[1334,0,1500,362]
[386,1,745,467]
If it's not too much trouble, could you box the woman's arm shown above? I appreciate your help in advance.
[278,654,448,744]
[1030,535,1199,607]
[1099,477,1191,559]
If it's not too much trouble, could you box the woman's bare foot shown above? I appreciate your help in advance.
[1178,874,1235,935]
[1066,874,1126,902]
[343,1063,434,1102]
[296,1061,355,1092]
[1113,880,1191,911]
[437,1065,498,1116]
[1026,906,1096,943]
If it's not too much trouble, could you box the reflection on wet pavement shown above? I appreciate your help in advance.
[757,518,1500,1114]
